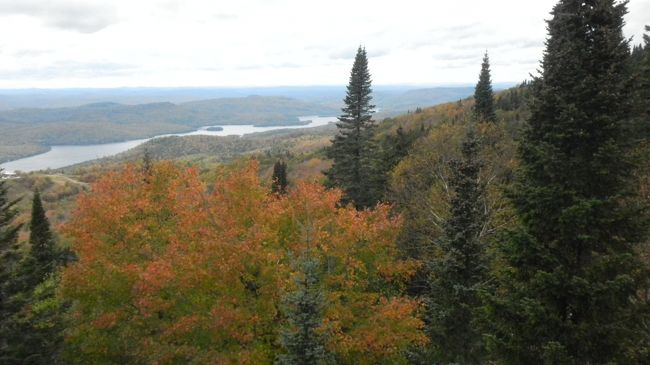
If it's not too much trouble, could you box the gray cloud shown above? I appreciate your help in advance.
[0,0,118,33]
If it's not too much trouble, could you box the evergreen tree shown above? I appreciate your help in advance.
[3,273,67,365]
[637,26,650,129]
[377,125,426,201]
[487,1,649,363]
[0,170,21,286]
[1,190,65,364]
[0,170,20,273]
[325,46,379,209]
[276,255,332,365]
[424,130,487,364]
[142,148,154,183]
[0,170,23,363]
[272,160,289,195]
[25,190,56,286]
[473,52,497,123]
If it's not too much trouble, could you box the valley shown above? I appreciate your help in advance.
[0,85,483,167]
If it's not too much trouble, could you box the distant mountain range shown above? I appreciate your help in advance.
[0,95,337,163]
[0,85,514,111]
[0,95,335,128]
[0,85,513,163]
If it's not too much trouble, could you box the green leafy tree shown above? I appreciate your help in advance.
[325,46,380,209]
[272,160,289,195]
[277,255,333,365]
[473,52,497,123]
[423,130,487,364]
[486,1,649,363]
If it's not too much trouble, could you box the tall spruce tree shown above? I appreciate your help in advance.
[24,190,57,286]
[272,160,289,195]
[325,46,379,209]
[276,255,332,365]
[473,52,497,123]
[424,130,487,364]
[1,189,64,364]
[487,1,649,363]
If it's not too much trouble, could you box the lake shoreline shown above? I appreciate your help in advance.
[0,116,337,174]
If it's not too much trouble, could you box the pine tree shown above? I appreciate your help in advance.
[473,51,497,123]
[0,170,21,284]
[487,1,648,363]
[4,274,68,365]
[272,160,289,195]
[142,147,154,184]
[638,26,650,127]
[376,126,426,200]
[424,130,487,364]
[325,46,379,209]
[0,170,23,363]
[1,190,65,364]
[276,255,332,365]
[26,190,57,285]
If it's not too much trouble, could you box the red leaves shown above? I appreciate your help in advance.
[62,160,424,363]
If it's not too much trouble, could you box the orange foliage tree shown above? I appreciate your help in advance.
[61,160,425,364]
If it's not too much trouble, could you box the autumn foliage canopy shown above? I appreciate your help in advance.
[61,160,425,364]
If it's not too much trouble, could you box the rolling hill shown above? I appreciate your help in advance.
[0,96,337,163]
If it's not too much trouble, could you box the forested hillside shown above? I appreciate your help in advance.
[0,96,337,163]
[0,1,648,364]
[0,86,481,164]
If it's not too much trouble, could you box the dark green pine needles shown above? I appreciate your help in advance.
[638,26,650,128]
[24,190,57,286]
[424,130,487,365]
[272,160,289,195]
[0,169,21,277]
[486,0,650,363]
[277,255,332,365]
[473,52,497,123]
[0,169,22,322]
[326,46,380,209]
[2,190,66,364]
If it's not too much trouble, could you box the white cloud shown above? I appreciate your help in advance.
[0,0,646,88]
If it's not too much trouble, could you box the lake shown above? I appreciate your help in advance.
[1,116,337,174]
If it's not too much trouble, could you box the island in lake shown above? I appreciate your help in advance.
[205,126,224,132]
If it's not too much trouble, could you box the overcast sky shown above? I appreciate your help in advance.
[0,0,647,89]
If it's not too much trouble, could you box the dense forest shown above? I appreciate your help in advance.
[1,0,649,364]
